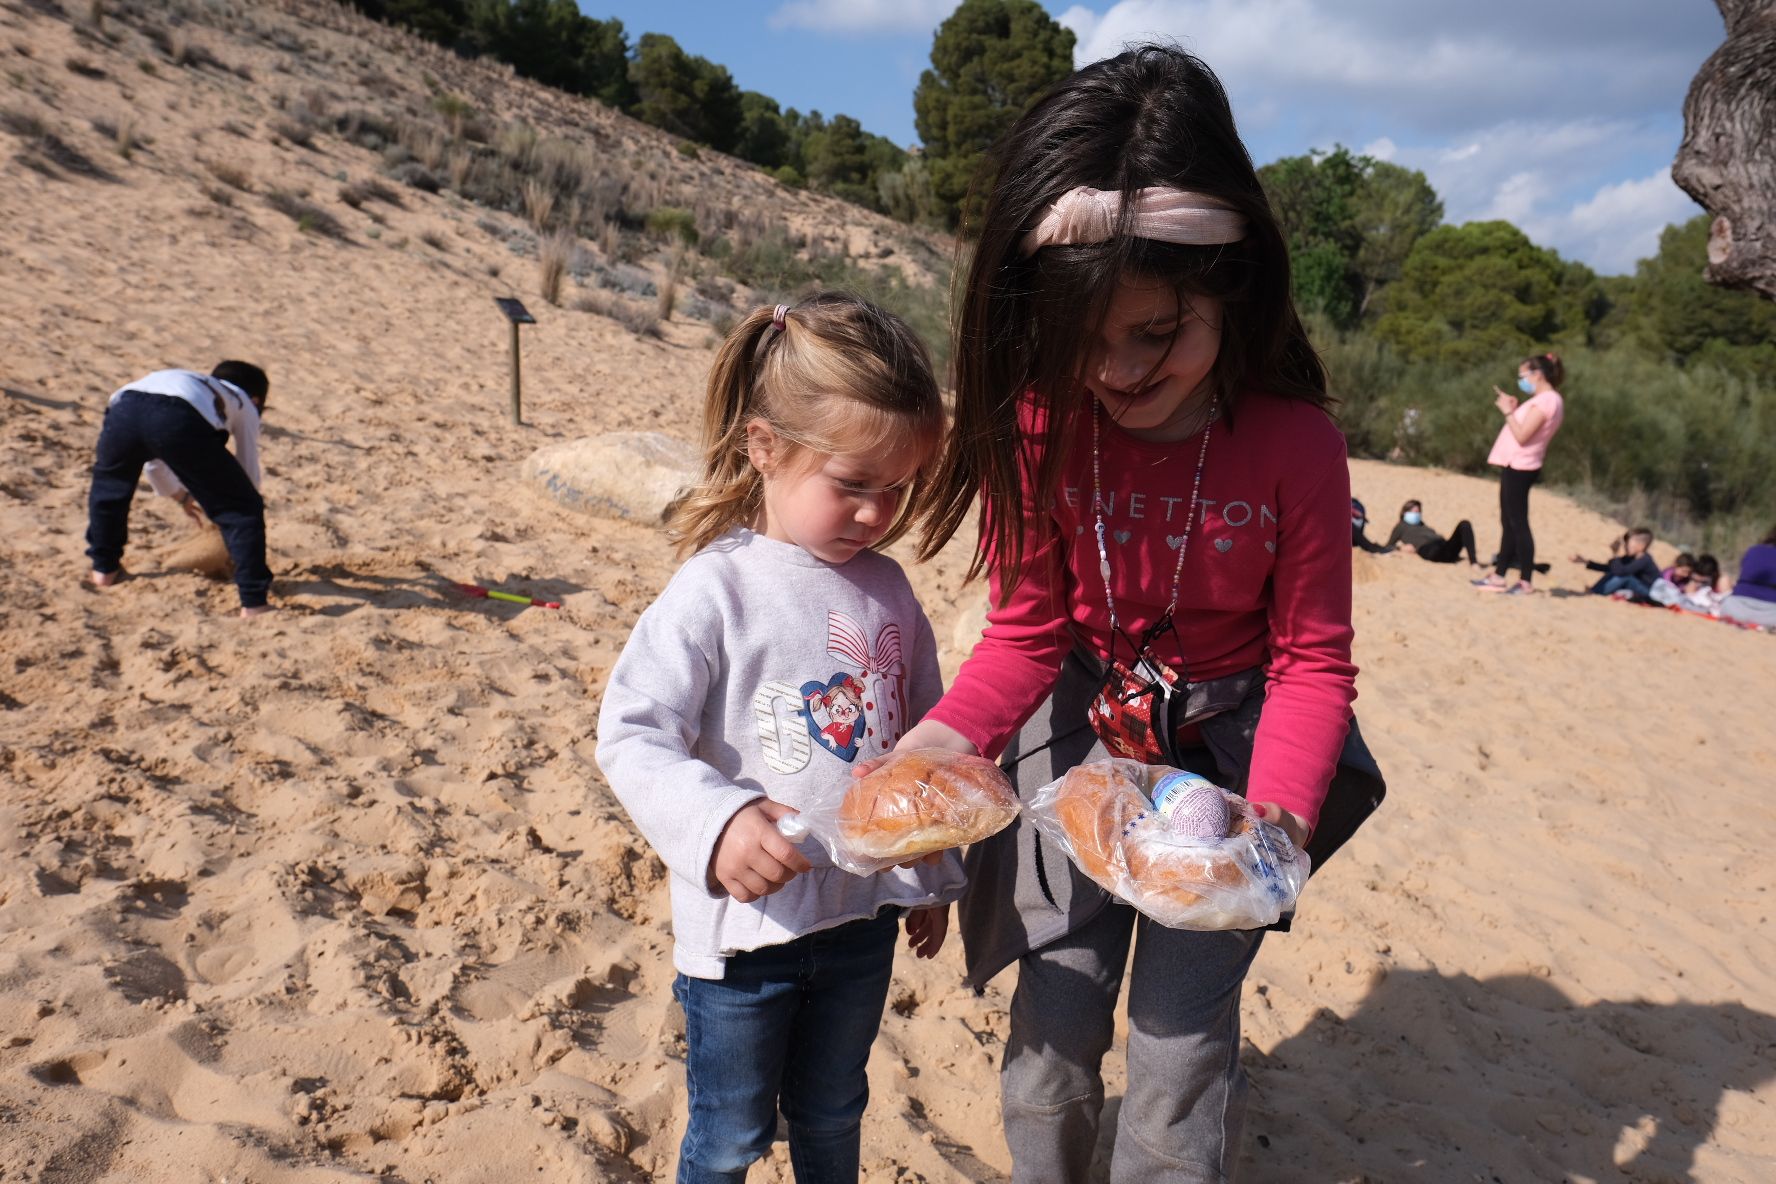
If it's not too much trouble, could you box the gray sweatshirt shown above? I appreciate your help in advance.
[596,528,966,978]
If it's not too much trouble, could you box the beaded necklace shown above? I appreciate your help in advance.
[1090,396,1216,645]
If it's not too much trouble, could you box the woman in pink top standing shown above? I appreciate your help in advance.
[1475,352,1566,594]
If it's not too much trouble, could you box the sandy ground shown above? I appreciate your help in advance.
[2,2,1773,1182]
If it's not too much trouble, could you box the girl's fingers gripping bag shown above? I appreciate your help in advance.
[778,749,1020,875]
[1027,759,1309,930]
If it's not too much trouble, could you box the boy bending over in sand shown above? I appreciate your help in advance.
[84,362,274,617]
[596,295,961,1183]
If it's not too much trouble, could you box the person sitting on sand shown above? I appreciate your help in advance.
[1573,527,1660,601]
[1684,555,1728,613]
[1351,497,1393,554]
[1384,499,1480,567]
[1661,552,1697,588]
[1651,553,1726,613]
[1719,526,1776,629]
[85,362,274,618]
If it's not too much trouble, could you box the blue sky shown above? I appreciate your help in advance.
[582,1,1724,275]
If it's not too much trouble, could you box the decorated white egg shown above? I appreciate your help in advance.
[1150,771,1231,841]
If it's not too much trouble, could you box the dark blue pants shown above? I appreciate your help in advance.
[672,908,900,1184]
[85,390,272,607]
[1593,574,1653,600]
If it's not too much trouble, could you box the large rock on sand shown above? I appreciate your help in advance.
[523,432,698,524]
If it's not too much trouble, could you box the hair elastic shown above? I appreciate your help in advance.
[1022,186,1247,255]
[771,304,789,334]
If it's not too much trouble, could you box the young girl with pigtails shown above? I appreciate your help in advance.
[597,293,963,1183]
[888,46,1388,1182]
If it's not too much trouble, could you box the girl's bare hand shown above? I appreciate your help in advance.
[708,799,813,902]
[904,904,949,959]
[851,719,978,779]
[1251,801,1310,850]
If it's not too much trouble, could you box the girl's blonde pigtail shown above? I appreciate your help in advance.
[667,307,780,555]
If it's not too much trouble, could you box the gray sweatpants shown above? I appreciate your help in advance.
[1001,902,1263,1184]
[1720,593,1776,628]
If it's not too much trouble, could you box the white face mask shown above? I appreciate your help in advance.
[1403,511,1423,526]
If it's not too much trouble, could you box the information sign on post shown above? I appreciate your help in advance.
[494,297,536,425]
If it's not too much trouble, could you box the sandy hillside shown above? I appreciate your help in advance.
[2,1,1774,1182]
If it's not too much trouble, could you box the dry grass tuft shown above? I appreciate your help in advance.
[204,158,251,191]
[538,229,573,305]
[266,189,347,240]
[521,176,555,231]
[339,177,403,209]
[270,116,315,149]
[657,241,686,322]
[574,290,662,339]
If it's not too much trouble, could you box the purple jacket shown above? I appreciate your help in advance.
[1733,544,1776,604]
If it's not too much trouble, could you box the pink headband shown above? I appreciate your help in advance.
[1021,186,1247,255]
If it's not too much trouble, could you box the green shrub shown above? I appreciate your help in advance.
[645,206,699,247]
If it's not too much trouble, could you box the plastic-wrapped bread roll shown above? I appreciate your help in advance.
[778,748,1020,876]
[1029,759,1308,930]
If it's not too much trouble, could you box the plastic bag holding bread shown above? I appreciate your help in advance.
[1025,759,1309,930]
[776,748,1020,876]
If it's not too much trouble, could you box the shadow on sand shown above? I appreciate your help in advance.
[1234,967,1774,1182]
[1021,965,1775,1183]
[3,385,83,413]
[278,561,587,619]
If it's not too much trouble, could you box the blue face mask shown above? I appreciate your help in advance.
[1403,511,1423,526]
[1517,376,1536,395]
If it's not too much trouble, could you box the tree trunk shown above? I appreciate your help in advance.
[1674,0,1776,301]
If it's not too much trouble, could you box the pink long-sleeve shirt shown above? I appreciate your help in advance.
[924,390,1358,830]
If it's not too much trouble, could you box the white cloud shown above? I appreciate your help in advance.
[769,0,960,35]
[1063,0,1715,133]
[1048,0,1719,270]
[1538,170,1701,274]
[1058,5,1100,46]
[1373,122,1699,271]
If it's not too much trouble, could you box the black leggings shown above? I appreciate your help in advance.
[1493,468,1540,582]
[1419,520,1478,565]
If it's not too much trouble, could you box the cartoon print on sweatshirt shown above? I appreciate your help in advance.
[752,610,909,772]
[802,673,867,760]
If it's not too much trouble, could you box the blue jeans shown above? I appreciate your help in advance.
[85,390,272,607]
[1594,574,1652,600]
[673,908,900,1184]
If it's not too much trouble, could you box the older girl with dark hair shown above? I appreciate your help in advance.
[879,45,1385,1183]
